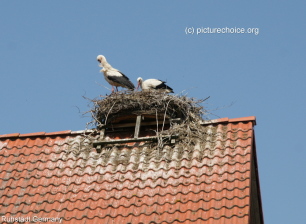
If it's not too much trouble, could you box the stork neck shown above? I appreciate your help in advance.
[101,58,113,69]
[104,62,113,69]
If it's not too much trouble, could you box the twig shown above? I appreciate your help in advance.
[104,102,117,125]
[95,81,112,91]
[162,100,171,132]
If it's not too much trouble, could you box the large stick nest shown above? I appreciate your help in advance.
[87,91,209,127]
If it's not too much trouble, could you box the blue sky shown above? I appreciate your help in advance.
[1,1,305,223]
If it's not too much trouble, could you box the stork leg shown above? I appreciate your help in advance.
[111,86,115,93]
[116,86,118,92]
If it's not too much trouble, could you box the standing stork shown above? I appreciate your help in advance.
[137,77,174,93]
[97,55,135,92]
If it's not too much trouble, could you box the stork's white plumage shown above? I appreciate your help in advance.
[97,55,135,92]
[137,77,174,93]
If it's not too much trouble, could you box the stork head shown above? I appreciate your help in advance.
[96,55,105,63]
[136,77,143,90]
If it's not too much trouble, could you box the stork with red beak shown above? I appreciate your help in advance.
[137,77,174,93]
[97,55,135,92]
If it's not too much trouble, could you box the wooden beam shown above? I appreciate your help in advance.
[98,128,105,141]
[134,115,142,138]
[107,120,170,128]
[93,135,179,147]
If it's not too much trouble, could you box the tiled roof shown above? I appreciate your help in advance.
[0,116,263,224]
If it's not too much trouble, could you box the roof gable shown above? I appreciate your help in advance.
[0,117,263,223]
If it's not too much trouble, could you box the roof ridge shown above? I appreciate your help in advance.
[201,116,256,125]
[0,130,97,139]
[0,116,256,139]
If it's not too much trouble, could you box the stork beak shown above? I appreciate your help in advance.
[136,83,140,90]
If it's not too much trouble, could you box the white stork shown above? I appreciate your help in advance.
[97,55,135,92]
[137,77,174,93]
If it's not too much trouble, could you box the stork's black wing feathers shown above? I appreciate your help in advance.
[155,80,174,93]
[108,72,135,90]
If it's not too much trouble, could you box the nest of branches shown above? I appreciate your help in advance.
[87,91,209,127]
[79,91,214,153]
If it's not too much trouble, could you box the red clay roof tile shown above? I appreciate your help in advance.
[0,133,20,139]
[0,117,263,223]
[46,130,71,135]
[19,132,46,137]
